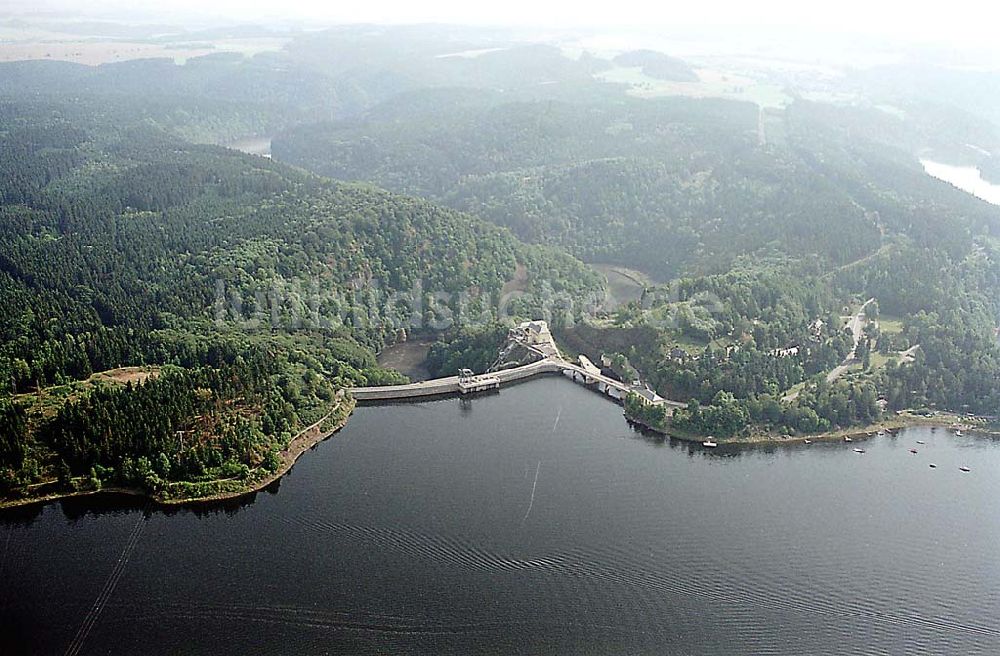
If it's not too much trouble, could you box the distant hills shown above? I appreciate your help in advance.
[273,92,998,279]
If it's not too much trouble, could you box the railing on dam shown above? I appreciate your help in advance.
[350,319,687,409]
[350,359,564,401]
[349,358,686,412]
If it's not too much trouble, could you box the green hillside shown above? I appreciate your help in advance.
[0,100,602,501]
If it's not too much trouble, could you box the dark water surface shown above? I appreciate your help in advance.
[3,377,1000,655]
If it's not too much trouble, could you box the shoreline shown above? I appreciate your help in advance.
[154,394,357,506]
[626,409,999,446]
[6,380,996,512]
[0,395,356,512]
[734,412,1000,445]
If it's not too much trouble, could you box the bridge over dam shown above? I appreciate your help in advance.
[350,356,685,408]
[350,358,564,401]
[350,321,687,413]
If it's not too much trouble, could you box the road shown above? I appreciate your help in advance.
[351,359,561,400]
[898,344,920,365]
[353,355,689,410]
[784,298,875,401]
[353,323,688,412]
[847,298,876,355]
[825,297,876,383]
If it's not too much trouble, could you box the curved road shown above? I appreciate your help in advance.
[784,298,875,401]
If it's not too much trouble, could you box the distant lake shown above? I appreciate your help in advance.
[921,159,1000,205]
[3,377,1000,654]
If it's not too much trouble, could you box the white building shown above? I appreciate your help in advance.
[508,320,553,346]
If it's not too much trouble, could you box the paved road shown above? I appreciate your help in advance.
[827,298,876,384]
[784,299,875,401]
[354,324,690,411]
[848,298,876,353]
[351,359,561,400]
[825,360,857,384]
[353,356,689,410]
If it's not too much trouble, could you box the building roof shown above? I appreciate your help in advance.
[634,387,666,405]
[518,320,549,334]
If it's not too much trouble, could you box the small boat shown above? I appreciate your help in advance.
[959,466,971,472]
[909,448,918,454]
[702,438,718,448]
[877,430,885,436]
[916,440,926,445]
[844,436,853,443]
[853,448,866,454]
[955,430,963,437]
[803,439,812,444]
[929,463,937,468]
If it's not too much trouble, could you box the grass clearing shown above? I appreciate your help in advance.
[869,352,898,370]
[672,335,712,354]
[16,366,161,423]
[878,315,905,335]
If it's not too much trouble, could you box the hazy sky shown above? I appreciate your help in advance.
[11,0,1000,49]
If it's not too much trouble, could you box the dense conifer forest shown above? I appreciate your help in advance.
[0,98,601,501]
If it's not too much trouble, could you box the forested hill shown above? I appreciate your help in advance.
[0,100,604,384]
[270,78,1000,436]
[0,100,602,501]
[273,94,1000,279]
[0,56,349,144]
[0,30,620,145]
[612,50,698,82]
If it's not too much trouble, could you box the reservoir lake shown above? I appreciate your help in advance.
[921,159,1000,206]
[3,376,999,655]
